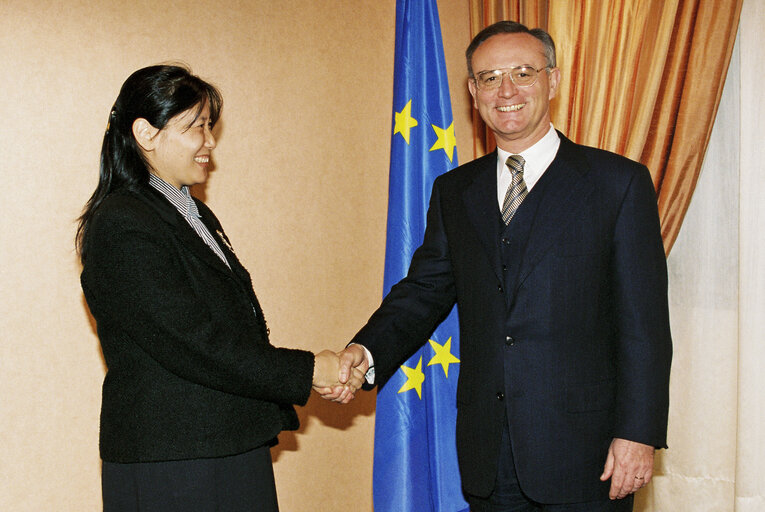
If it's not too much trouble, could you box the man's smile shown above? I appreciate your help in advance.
[497,103,526,112]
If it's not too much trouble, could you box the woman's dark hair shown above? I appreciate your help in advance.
[76,64,222,259]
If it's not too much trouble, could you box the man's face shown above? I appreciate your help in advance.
[468,32,560,152]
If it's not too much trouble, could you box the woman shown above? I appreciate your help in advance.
[77,65,360,511]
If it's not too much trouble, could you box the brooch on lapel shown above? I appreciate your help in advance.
[216,229,235,253]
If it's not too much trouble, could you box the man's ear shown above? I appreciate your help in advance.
[132,118,160,152]
[547,67,562,100]
[468,78,478,109]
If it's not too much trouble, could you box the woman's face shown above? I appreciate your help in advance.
[146,101,216,189]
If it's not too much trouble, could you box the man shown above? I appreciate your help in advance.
[334,21,672,511]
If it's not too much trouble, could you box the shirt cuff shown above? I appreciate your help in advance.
[352,343,375,385]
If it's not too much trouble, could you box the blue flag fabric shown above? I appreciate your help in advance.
[373,1,469,511]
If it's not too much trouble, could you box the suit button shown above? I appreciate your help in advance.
[497,284,504,293]
[496,392,504,401]
[502,265,508,271]
[501,238,510,245]
[505,336,514,346]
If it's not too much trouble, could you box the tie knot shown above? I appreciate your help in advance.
[506,154,525,175]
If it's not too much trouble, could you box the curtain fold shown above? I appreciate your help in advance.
[468,0,742,254]
[643,0,742,252]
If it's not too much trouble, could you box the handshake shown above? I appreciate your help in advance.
[311,345,370,404]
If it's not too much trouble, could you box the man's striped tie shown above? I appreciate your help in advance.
[502,154,528,225]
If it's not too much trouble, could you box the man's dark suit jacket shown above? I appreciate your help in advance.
[351,133,672,504]
[81,185,315,463]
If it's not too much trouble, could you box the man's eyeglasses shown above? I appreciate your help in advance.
[473,66,550,90]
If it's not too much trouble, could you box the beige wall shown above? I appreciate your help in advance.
[0,1,472,510]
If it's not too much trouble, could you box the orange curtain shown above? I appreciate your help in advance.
[468,0,742,254]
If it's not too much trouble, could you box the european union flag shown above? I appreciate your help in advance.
[373,1,468,511]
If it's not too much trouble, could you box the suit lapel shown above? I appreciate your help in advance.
[462,152,504,283]
[514,135,593,292]
[139,187,235,278]
[196,207,253,287]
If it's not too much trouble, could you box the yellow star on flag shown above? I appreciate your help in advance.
[429,122,456,162]
[393,99,418,144]
[397,356,425,399]
[427,337,460,378]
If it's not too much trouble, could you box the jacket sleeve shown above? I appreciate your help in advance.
[81,198,314,406]
[610,166,673,448]
[351,180,458,383]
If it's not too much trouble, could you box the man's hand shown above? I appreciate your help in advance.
[600,438,655,499]
[338,344,370,383]
[314,345,370,403]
